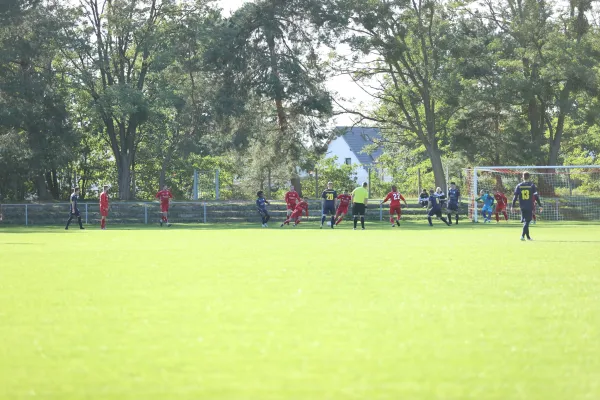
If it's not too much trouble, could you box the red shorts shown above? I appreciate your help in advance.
[287,203,296,211]
[290,211,302,220]
[496,205,506,212]
[390,205,402,216]
[100,208,108,217]
[337,206,349,215]
[161,203,169,213]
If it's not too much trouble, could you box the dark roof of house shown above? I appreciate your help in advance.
[336,126,383,166]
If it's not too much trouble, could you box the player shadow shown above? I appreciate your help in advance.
[535,240,600,243]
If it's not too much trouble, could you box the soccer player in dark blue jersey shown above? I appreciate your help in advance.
[320,181,337,229]
[65,187,84,230]
[256,191,271,228]
[447,182,461,225]
[511,171,543,241]
[427,189,450,226]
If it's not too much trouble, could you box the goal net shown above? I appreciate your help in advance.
[464,166,600,222]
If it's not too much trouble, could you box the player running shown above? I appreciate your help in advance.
[494,190,509,223]
[334,189,352,225]
[446,182,461,225]
[156,185,173,227]
[280,199,309,227]
[284,185,300,219]
[511,171,543,241]
[427,189,451,227]
[320,182,337,229]
[382,185,408,227]
[65,187,84,230]
[476,189,495,223]
[99,185,109,230]
[256,191,271,228]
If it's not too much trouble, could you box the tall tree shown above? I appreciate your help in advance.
[58,0,193,199]
[326,0,464,190]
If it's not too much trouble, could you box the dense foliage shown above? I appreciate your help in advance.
[1,0,599,202]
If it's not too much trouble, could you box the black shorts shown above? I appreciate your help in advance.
[447,202,459,212]
[352,203,366,216]
[428,208,442,218]
[70,209,80,217]
[258,209,269,217]
[521,209,533,222]
[322,204,336,215]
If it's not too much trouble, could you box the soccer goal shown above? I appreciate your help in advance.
[464,166,600,223]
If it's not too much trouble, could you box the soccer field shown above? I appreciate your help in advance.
[1,222,599,400]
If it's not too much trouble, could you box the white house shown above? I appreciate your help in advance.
[326,126,391,183]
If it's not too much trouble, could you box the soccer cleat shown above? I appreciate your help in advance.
[362,228,365,230]
[391,224,395,227]
[80,227,85,230]
[320,224,323,229]
[520,236,526,241]
[527,237,534,241]
[167,223,172,227]
[396,220,401,226]
[160,221,163,227]
[280,223,284,228]
[353,228,356,230]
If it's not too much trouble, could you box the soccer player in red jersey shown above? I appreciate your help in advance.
[99,185,109,230]
[382,185,408,227]
[155,185,173,227]
[280,199,309,227]
[494,190,509,223]
[284,185,300,218]
[334,189,352,225]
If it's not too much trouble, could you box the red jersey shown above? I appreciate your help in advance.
[383,191,406,207]
[494,193,508,206]
[156,189,173,204]
[285,190,300,206]
[337,194,352,207]
[100,192,109,208]
[294,201,309,216]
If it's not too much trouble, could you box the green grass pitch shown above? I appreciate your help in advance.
[1,221,599,400]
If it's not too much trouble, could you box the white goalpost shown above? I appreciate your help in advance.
[464,165,600,223]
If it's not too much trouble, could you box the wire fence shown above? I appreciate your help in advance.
[0,199,451,226]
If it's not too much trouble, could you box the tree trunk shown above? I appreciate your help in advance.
[34,174,52,200]
[425,144,447,190]
[291,176,302,198]
[267,167,272,198]
[117,153,132,200]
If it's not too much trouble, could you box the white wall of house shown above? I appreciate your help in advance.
[326,137,369,183]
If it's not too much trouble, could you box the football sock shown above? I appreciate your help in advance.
[427,216,433,226]
[390,217,394,224]
[495,213,499,222]
[330,216,335,228]
[447,213,452,222]
[503,211,508,221]
[455,214,459,224]
[335,216,343,225]
[321,215,326,225]
[522,220,531,239]
[360,217,365,229]
[77,216,83,229]
[441,217,450,226]
[265,215,270,223]
[353,216,358,229]
[65,215,73,229]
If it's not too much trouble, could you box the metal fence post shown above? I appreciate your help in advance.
[379,201,383,221]
[25,204,28,226]
[144,204,148,224]
[215,169,220,200]
[203,202,207,223]
[85,203,88,224]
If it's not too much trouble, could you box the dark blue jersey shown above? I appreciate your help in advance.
[429,195,442,210]
[321,189,337,207]
[448,188,460,204]
[70,193,79,212]
[256,197,268,211]
[512,181,541,211]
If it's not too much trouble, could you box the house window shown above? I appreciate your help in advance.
[345,158,352,165]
